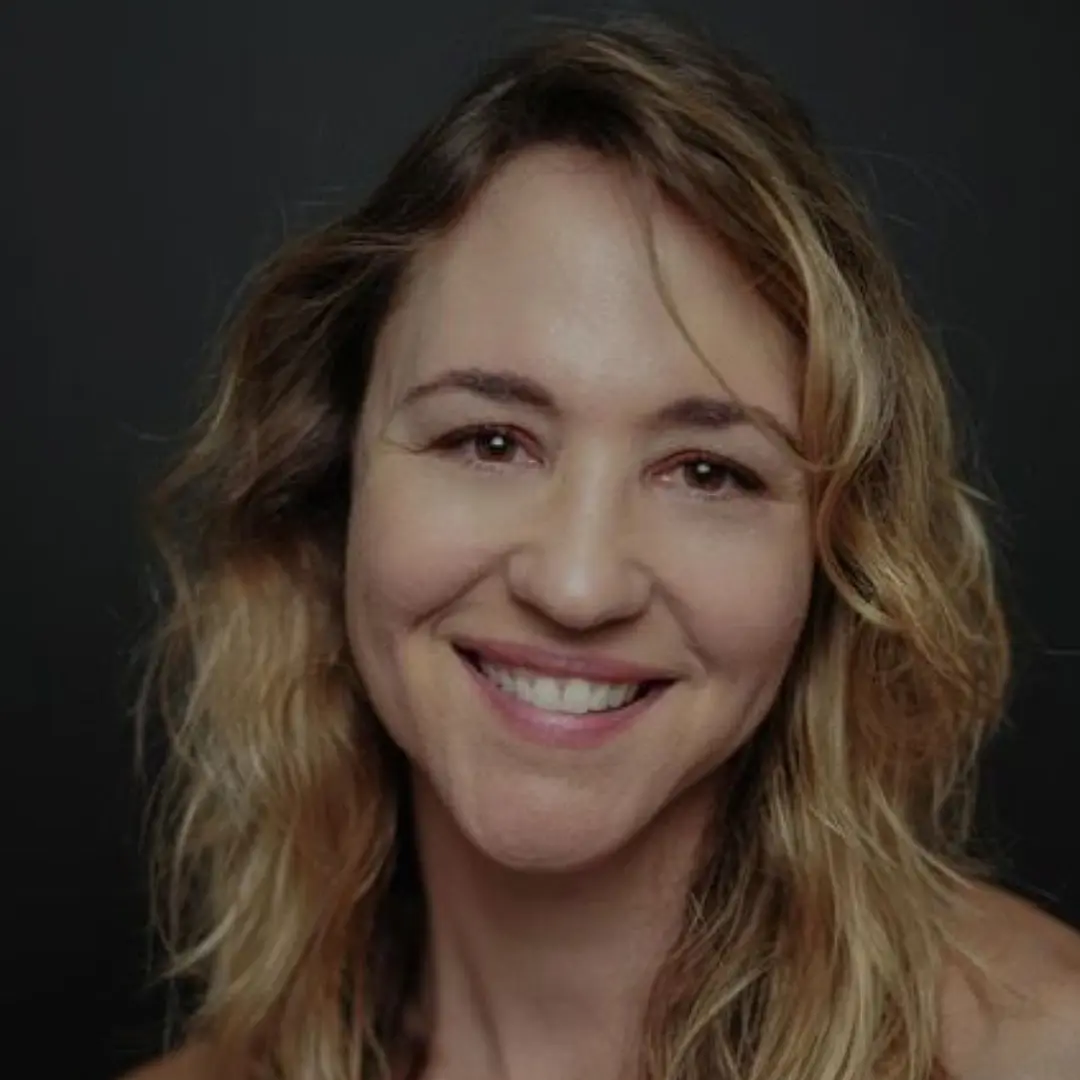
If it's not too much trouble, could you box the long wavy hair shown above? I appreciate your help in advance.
[138,13,1011,1080]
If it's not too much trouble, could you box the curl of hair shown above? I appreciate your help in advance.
[138,13,1010,1080]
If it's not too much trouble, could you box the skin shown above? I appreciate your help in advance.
[122,147,1080,1080]
[125,886,1080,1080]
[343,145,813,1080]
[938,885,1080,1079]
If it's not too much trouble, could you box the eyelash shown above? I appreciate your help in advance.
[427,423,767,501]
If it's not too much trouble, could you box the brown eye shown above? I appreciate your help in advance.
[472,427,518,461]
[430,424,531,467]
[674,455,765,498]
[685,459,726,491]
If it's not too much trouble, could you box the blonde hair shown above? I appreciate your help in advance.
[138,13,1010,1080]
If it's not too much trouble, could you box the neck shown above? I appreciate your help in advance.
[408,775,715,1080]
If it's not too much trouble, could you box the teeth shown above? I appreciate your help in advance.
[478,662,642,714]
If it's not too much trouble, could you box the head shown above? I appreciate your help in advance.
[345,143,813,873]
[144,14,1010,1080]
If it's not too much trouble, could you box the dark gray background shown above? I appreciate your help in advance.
[2,2,1077,1076]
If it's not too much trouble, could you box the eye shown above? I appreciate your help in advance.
[429,424,534,468]
[666,454,766,500]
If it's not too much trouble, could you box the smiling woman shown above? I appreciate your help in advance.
[128,12,1080,1080]
[346,146,813,880]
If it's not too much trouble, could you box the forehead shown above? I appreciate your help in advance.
[368,146,800,431]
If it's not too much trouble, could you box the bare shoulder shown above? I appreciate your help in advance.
[941,882,1080,1079]
[119,1042,226,1080]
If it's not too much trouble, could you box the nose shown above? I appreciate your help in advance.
[505,468,652,631]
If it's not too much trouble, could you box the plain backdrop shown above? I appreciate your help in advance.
[1,2,1077,1076]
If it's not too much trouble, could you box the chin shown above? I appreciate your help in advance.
[441,770,673,875]
[409,764,632,874]
[466,818,635,874]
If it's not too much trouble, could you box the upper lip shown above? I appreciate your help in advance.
[453,636,678,684]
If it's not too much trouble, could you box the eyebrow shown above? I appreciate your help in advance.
[397,366,801,450]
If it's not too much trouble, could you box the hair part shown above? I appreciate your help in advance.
[138,12,1010,1079]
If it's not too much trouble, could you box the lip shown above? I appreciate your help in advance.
[451,635,679,684]
[456,647,671,750]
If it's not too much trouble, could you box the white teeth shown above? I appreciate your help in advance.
[478,662,642,714]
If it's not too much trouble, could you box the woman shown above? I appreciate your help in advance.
[128,14,1080,1080]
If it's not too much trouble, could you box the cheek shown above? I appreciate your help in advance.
[344,456,508,640]
[669,520,813,670]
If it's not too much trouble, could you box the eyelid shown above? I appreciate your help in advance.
[658,451,767,496]
[428,422,541,463]
[429,423,767,497]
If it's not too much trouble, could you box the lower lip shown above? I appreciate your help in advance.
[457,650,670,750]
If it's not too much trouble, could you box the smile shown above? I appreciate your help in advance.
[455,646,673,750]
[473,659,650,714]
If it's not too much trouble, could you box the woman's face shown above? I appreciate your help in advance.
[345,146,814,872]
